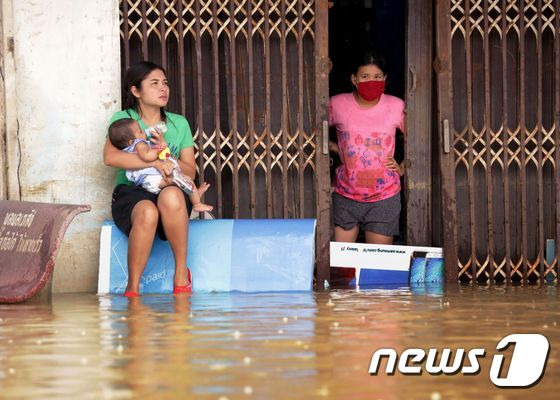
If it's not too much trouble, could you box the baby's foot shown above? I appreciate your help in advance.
[197,182,210,196]
[193,202,213,212]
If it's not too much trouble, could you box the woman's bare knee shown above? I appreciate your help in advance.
[131,201,159,228]
[157,186,187,213]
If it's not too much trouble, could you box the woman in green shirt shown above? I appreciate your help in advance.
[103,61,198,297]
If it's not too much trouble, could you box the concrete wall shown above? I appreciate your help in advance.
[2,0,121,292]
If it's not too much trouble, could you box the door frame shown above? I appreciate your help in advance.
[405,0,434,248]
[315,0,331,287]
[434,0,459,283]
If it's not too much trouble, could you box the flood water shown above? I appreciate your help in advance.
[0,286,559,399]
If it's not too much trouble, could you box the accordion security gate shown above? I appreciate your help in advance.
[119,0,331,282]
[437,0,560,284]
[120,0,560,285]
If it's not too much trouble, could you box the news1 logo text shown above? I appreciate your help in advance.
[369,334,550,388]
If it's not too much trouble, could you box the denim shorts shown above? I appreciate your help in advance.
[332,192,401,236]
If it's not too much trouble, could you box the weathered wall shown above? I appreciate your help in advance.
[4,0,121,292]
[1,0,15,200]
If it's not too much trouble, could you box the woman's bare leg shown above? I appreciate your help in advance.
[364,230,393,245]
[157,186,189,286]
[334,225,360,243]
[332,226,360,281]
[126,200,159,293]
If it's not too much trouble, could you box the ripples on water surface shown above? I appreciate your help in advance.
[0,286,559,399]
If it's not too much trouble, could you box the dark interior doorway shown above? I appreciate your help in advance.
[328,0,407,243]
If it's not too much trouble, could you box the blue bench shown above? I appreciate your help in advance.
[98,219,316,294]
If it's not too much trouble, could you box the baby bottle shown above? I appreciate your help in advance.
[145,122,167,139]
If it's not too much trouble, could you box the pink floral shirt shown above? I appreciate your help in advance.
[329,93,405,202]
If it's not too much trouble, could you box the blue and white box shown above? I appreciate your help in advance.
[330,242,444,285]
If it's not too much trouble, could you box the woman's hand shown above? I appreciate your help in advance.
[329,141,339,155]
[152,159,174,183]
[384,157,405,177]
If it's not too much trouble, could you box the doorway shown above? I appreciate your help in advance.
[328,0,407,243]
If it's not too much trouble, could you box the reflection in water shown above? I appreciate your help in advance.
[0,286,559,399]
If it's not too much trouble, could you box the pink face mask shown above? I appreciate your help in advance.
[356,80,385,102]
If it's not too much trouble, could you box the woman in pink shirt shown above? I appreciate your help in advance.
[329,51,406,245]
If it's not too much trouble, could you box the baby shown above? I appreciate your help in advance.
[108,118,213,212]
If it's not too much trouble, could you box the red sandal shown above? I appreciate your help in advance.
[123,291,139,297]
[173,267,192,294]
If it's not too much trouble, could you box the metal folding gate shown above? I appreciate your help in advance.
[119,0,331,282]
[436,0,560,284]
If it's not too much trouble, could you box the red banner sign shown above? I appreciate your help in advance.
[0,200,90,303]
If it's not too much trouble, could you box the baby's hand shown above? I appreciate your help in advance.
[148,128,167,148]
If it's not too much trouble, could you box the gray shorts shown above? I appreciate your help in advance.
[332,192,401,236]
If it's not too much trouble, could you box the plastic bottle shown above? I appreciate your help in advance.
[145,122,167,139]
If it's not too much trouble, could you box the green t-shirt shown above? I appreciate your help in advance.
[108,109,194,186]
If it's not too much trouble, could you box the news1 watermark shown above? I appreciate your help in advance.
[369,334,550,388]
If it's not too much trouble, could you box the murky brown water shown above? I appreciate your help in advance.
[0,286,559,399]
